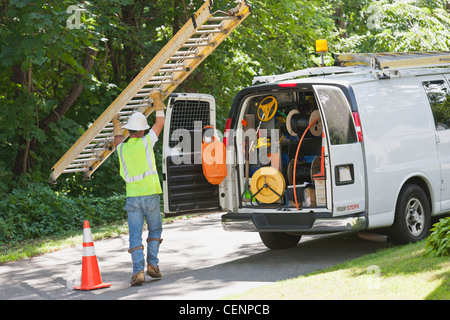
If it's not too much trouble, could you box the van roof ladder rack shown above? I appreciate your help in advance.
[252,66,360,85]
[335,51,450,69]
[49,0,251,183]
[254,51,450,85]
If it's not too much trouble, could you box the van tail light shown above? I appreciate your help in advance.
[352,111,363,142]
[278,83,298,88]
[223,118,233,146]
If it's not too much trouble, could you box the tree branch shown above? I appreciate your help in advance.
[40,44,98,131]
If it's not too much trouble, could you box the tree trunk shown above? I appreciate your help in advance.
[12,45,98,177]
[334,6,348,39]
[121,2,139,83]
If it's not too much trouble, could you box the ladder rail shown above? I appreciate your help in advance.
[49,0,251,183]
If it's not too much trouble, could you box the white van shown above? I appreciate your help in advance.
[162,60,450,249]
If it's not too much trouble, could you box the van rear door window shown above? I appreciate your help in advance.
[315,86,357,145]
[421,80,450,131]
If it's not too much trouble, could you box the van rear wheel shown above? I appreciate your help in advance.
[259,232,301,249]
[390,184,431,245]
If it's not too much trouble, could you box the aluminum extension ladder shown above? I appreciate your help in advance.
[49,0,251,183]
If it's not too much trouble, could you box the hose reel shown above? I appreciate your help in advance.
[257,96,278,122]
[250,167,286,204]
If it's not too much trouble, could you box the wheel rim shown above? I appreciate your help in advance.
[405,198,425,237]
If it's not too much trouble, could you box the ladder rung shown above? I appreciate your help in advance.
[162,62,186,68]
[195,29,226,35]
[158,67,187,73]
[199,22,223,29]
[67,163,88,168]
[147,80,179,86]
[95,132,114,137]
[139,87,164,93]
[182,42,214,48]
[150,75,174,81]
[117,110,135,116]
[133,92,152,98]
[83,147,109,152]
[175,48,199,55]
[92,137,113,142]
[77,153,97,158]
[188,35,212,42]
[63,168,89,173]
[169,55,202,60]
[72,157,102,163]
[208,16,238,21]
[128,97,150,104]
[124,102,151,108]
[124,101,150,107]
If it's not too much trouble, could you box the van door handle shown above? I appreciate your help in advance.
[335,164,354,186]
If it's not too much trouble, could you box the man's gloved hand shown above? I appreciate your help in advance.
[112,116,123,136]
[150,91,166,112]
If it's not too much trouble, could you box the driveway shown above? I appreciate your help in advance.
[0,212,392,300]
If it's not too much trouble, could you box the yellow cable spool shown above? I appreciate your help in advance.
[250,167,286,204]
[257,96,278,122]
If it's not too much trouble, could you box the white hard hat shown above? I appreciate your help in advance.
[123,112,150,131]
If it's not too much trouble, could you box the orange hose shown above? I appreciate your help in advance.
[293,118,320,210]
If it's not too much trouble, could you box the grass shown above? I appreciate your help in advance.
[226,240,450,300]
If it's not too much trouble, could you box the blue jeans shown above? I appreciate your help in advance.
[125,194,162,274]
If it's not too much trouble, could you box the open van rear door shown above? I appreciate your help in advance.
[313,85,366,216]
[162,93,220,214]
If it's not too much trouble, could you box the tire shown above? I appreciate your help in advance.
[389,184,431,245]
[259,232,301,249]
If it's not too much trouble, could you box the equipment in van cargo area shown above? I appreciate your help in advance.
[201,126,227,185]
[231,89,327,211]
[250,167,285,204]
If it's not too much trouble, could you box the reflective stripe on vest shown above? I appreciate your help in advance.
[118,136,157,184]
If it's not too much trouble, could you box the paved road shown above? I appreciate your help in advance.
[0,213,392,300]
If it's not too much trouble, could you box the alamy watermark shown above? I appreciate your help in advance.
[366,3,383,30]
[366,265,382,290]
[66,5,83,30]
[169,123,279,166]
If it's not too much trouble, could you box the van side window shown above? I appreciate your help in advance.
[315,86,357,145]
[421,80,450,131]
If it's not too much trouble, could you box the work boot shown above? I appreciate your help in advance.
[130,270,145,286]
[147,263,162,278]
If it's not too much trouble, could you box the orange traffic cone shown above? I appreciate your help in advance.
[74,220,111,291]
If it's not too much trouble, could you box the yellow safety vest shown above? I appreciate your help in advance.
[117,134,162,197]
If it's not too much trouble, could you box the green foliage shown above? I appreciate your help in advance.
[426,217,450,257]
[0,182,126,244]
[336,0,450,53]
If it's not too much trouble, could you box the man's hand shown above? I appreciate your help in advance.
[113,116,124,147]
[112,116,123,136]
[150,91,166,112]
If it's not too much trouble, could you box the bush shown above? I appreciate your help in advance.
[0,183,126,244]
[425,217,450,257]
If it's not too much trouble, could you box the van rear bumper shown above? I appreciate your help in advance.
[221,211,367,234]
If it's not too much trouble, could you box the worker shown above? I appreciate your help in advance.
[112,91,166,286]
